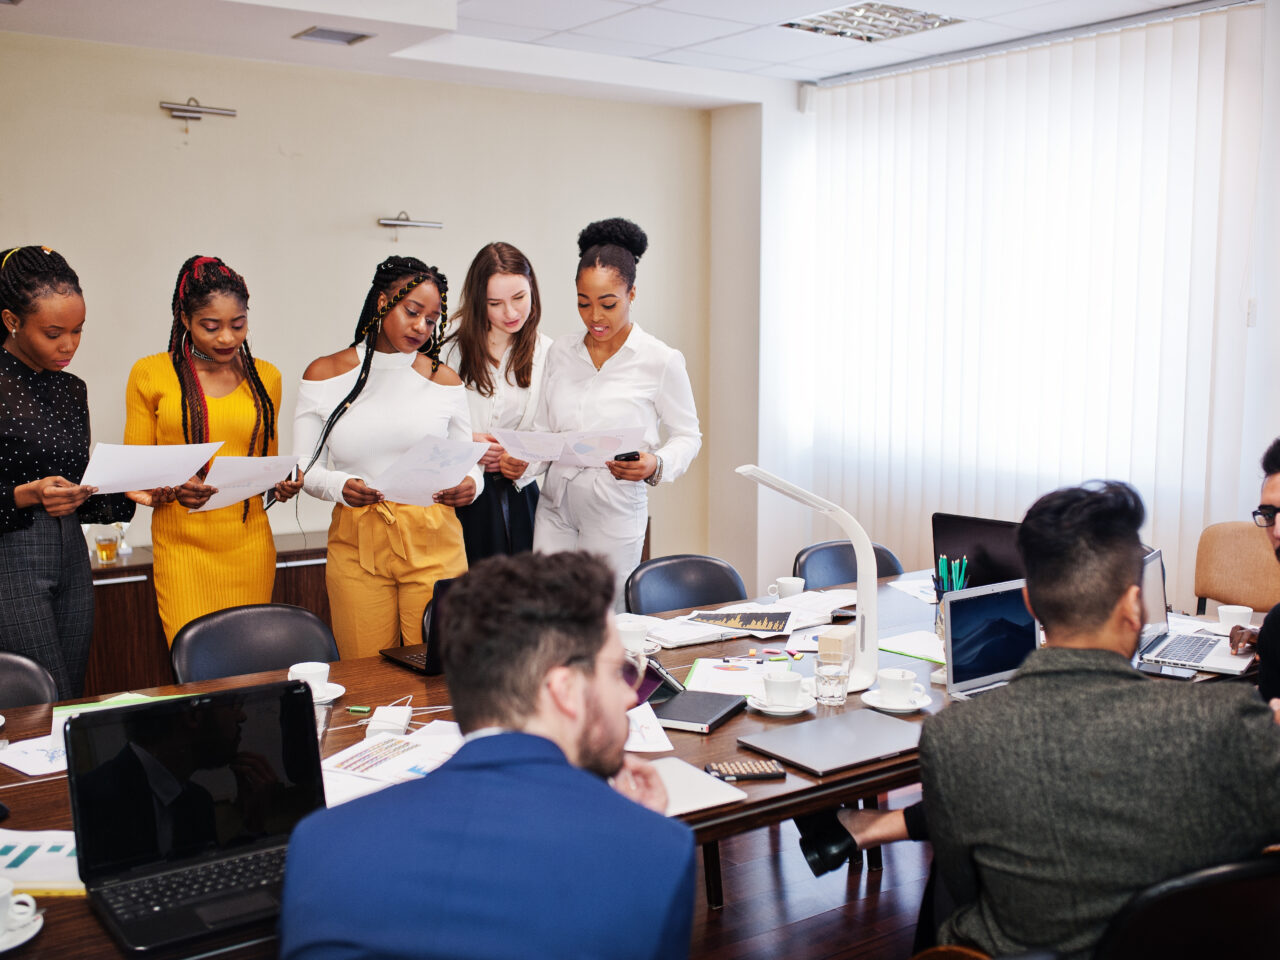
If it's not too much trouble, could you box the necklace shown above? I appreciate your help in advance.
[191,344,219,362]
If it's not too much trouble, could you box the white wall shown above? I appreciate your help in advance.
[0,31,712,557]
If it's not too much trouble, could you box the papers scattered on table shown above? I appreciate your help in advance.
[190,455,300,512]
[879,630,945,665]
[651,758,747,817]
[80,441,223,494]
[490,427,646,468]
[683,657,791,700]
[0,735,66,777]
[1167,613,1221,636]
[0,828,83,895]
[690,607,793,637]
[625,702,673,753]
[318,721,462,807]
[648,618,741,649]
[368,435,488,507]
[888,579,939,604]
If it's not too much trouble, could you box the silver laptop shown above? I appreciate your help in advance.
[944,579,1040,700]
[1138,549,1253,675]
[737,709,920,776]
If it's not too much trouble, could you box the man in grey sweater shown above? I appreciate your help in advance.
[920,480,1280,960]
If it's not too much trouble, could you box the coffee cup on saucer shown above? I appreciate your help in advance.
[763,672,802,708]
[288,661,330,697]
[766,576,806,602]
[1217,604,1253,630]
[876,668,926,709]
[617,621,649,654]
[0,879,36,931]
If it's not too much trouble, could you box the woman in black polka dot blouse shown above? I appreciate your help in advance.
[0,246,134,698]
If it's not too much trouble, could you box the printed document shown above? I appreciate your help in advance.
[368,435,488,507]
[80,441,223,494]
[190,455,300,512]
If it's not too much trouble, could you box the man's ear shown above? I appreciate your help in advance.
[542,665,586,723]
[1118,583,1144,633]
[1021,585,1037,622]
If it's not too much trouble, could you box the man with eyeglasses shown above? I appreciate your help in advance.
[1228,438,1280,701]
[279,552,694,960]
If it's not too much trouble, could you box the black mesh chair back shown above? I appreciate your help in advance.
[1092,854,1280,959]
[417,577,458,677]
[171,603,339,683]
[792,540,904,589]
[625,554,747,615]
[0,652,59,708]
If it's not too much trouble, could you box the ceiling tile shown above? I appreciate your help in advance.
[881,18,1030,54]
[536,31,668,57]
[651,48,773,71]
[654,0,834,26]
[906,0,1056,18]
[785,41,921,75]
[455,17,555,43]
[456,0,634,33]
[682,23,855,62]
[987,0,1158,32]
[573,6,748,45]
[752,62,826,81]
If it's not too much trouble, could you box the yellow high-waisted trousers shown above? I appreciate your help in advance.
[325,501,467,659]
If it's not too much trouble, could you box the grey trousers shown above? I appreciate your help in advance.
[0,510,94,699]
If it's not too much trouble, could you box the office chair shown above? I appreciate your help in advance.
[1193,521,1280,615]
[792,539,904,589]
[624,554,747,615]
[0,652,59,708]
[171,603,339,683]
[1092,854,1280,959]
[415,577,458,677]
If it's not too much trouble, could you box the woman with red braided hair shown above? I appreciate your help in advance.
[124,255,302,643]
[293,256,480,659]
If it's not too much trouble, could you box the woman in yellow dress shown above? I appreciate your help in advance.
[125,255,302,642]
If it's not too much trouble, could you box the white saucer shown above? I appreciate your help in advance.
[311,683,345,706]
[746,694,816,717]
[0,913,42,953]
[861,689,932,714]
[642,639,661,656]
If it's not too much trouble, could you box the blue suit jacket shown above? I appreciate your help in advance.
[279,732,695,960]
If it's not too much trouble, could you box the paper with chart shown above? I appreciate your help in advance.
[683,657,790,700]
[190,455,300,512]
[80,441,223,494]
[557,427,646,468]
[490,429,571,464]
[0,735,66,777]
[625,702,673,753]
[321,722,463,785]
[368,435,488,507]
[0,828,84,895]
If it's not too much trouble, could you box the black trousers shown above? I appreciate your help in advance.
[0,510,94,699]
[1255,603,1280,700]
[454,473,539,565]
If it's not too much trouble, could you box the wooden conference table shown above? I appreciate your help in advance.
[0,572,939,959]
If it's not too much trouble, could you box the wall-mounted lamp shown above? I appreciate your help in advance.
[160,98,237,121]
[377,211,444,230]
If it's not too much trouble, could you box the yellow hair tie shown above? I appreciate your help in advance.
[0,248,19,270]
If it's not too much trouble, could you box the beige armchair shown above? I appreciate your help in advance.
[1193,521,1280,615]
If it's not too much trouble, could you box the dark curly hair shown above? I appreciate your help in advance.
[0,246,82,323]
[576,217,648,290]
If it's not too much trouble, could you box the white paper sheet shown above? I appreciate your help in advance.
[0,734,66,777]
[786,626,827,653]
[189,455,300,512]
[879,629,946,665]
[80,441,223,494]
[557,428,645,468]
[321,730,462,785]
[322,769,393,807]
[682,657,791,699]
[648,618,740,649]
[625,702,674,753]
[368,435,488,507]
[490,429,569,463]
[0,828,83,894]
[888,579,939,604]
[652,758,747,817]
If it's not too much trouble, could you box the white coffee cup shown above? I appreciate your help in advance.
[617,620,649,653]
[877,667,926,708]
[1218,604,1253,629]
[288,661,330,696]
[763,671,802,707]
[766,576,806,601]
[0,879,36,931]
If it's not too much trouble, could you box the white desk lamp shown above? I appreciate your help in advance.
[735,464,878,691]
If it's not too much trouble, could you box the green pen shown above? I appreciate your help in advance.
[959,555,968,589]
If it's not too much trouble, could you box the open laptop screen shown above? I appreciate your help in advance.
[1138,548,1169,653]
[932,512,1024,588]
[65,681,325,883]
[945,580,1038,693]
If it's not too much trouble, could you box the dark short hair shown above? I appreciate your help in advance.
[439,552,615,733]
[576,217,647,290]
[1017,481,1146,633]
[1262,438,1280,478]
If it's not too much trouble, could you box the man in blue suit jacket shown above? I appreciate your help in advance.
[278,551,695,960]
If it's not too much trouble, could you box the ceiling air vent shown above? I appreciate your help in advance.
[782,3,960,43]
[292,26,373,46]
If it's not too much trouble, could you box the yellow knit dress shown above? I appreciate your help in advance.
[124,353,281,643]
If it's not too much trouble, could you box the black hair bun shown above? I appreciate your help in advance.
[577,218,648,262]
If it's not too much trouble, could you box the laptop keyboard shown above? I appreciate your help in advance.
[1156,633,1217,664]
[101,848,286,921]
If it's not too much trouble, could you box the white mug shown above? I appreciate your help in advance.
[877,667,925,708]
[288,661,330,696]
[762,671,802,707]
[767,576,806,601]
[0,879,36,931]
[1217,604,1252,629]
[617,620,649,653]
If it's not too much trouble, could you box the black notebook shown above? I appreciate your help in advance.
[651,691,746,734]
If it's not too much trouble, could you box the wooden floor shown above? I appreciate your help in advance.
[690,787,930,960]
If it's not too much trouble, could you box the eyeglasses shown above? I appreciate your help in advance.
[1253,506,1279,527]
[620,647,648,691]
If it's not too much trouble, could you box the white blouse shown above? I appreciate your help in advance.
[293,345,482,505]
[443,333,552,435]
[533,323,701,507]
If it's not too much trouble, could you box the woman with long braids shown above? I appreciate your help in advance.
[441,242,551,562]
[125,255,301,643]
[0,245,135,697]
[293,256,479,659]
[500,218,701,606]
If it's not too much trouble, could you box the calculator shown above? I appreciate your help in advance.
[704,759,786,781]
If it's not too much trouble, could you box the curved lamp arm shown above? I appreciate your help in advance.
[735,464,878,689]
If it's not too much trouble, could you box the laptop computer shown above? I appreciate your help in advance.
[737,709,921,776]
[932,512,1024,588]
[1137,548,1253,675]
[944,579,1040,700]
[65,680,326,953]
[380,577,456,676]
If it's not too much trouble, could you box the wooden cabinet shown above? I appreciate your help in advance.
[84,534,331,696]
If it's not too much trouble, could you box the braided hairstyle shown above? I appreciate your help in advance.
[0,246,82,327]
[169,256,275,521]
[304,256,449,473]
[576,218,648,290]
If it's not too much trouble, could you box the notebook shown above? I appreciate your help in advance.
[380,577,456,675]
[944,579,1039,700]
[64,680,326,953]
[651,691,746,734]
[1137,549,1253,675]
[737,709,920,776]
